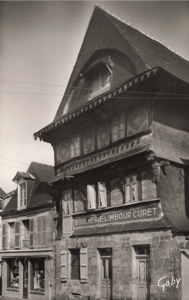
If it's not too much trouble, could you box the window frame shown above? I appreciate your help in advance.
[70,133,80,159]
[30,257,45,292]
[62,190,73,234]
[20,182,27,207]
[125,173,139,203]
[7,258,19,290]
[111,112,125,143]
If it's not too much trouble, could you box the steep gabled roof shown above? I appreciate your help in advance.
[3,162,56,212]
[0,187,5,197]
[53,6,189,122]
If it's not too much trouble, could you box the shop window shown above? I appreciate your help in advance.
[19,182,27,207]
[88,64,111,100]
[7,259,19,289]
[111,113,125,142]
[70,134,80,158]
[60,248,88,282]
[30,258,45,291]
[62,190,72,234]
[125,174,139,203]
[36,217,46,247]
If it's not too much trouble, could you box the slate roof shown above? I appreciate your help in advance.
[53,6,189,121]
[0,187,5,197]
[152,122,189,165]
[3,162,56,212]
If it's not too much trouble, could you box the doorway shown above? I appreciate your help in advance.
[99,248,112,300]
[134,245,150,300]
[23,259,28,299]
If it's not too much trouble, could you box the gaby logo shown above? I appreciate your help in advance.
[157,277,181,291]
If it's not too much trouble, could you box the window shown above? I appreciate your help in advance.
[22,220,30,248]
[112,113,125,142]
[70,134,80,158]
[20,182,27,206]
[98,122,110,149]
[2,223,6,249]
[8,222,14,249]
[110,179,124,207]
[70,249,80,280]
[98,182,107,208]
[7,259,19,289]
[87,184,96,210]
[73,189,85,213]
[36,217,46,247]
[127,107,149,137]
[60,248,88,282]
[88,64,111,99]
[125,174,138,203]
[30,258,45,291]
[62,190,72,234]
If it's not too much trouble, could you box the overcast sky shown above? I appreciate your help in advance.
[0,1,189,193]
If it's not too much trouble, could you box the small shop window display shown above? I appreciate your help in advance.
[32,259,45,290]
[8,259,19,289]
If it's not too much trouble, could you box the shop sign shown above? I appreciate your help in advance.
[74,205,160,227]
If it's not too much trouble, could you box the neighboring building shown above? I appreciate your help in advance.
[1,162,57,300]
[34,6,189,300]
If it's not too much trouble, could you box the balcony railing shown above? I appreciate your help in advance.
[22,239,30,248]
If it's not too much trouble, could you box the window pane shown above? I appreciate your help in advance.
[102,66,111,87]
[8,259,19,289]
[31,258,45,290]
[71,249,80,280]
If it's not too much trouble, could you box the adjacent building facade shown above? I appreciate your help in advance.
[1,162,57,300]
[34,6,189,300]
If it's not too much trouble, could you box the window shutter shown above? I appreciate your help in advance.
[24,183,27,206]
[80,247,88,282]
[98,182,107,208]
[42,217,46,246]
[29,219,34,247]
[125,176,131,203]
[63,190,72,234]
[87,185,96,210]
[14,222,20,248]
[37,218,42,246]
[2,224,7,249]
[60,250,67,281]
[131,174,138,201]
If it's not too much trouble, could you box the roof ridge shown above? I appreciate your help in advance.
[98,5,189,63]
[30,161,53,168]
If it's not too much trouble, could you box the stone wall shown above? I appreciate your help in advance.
[53,230,189,300]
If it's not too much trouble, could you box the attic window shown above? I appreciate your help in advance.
[85,63,112,100]
[18,182,27,209]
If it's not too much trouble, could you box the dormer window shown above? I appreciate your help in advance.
[20,182,27,206]
[89,64,111,99]
[83,60,112,100]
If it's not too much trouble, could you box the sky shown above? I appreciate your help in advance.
[0,0,189,193]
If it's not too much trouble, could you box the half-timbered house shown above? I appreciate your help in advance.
[34,6,189,300]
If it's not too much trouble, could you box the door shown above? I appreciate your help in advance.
[181,250,189,300]
[136,257,150,300]
[23,259,28,299]
[100,251,112,300]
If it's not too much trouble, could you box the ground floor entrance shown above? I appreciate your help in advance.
[99,248,112,300]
